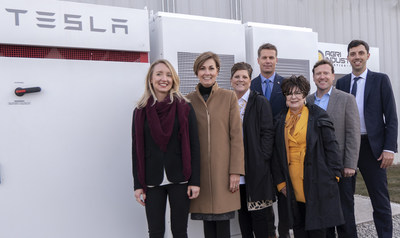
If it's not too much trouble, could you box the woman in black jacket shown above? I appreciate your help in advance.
[230,62,276,237]
[132,59,200,238]
[272,75,344,238]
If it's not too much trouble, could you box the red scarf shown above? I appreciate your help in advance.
[134,96,191,190]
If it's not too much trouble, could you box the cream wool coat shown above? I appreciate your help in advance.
[187,83,245,214]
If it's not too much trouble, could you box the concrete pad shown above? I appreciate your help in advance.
[355,194,400,224]
[232,195,400,237]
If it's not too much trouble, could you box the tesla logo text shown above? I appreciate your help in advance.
[6,8,128,34]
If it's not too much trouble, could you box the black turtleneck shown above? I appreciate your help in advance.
[198,83,214,102]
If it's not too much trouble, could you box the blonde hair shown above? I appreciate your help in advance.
[136,59,189,109]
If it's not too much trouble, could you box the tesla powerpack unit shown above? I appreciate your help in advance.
[0,1,150,237]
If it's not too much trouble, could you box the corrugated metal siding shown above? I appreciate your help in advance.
[60,0,400,84]
[276,58,310,79]
[61,0,400,159]
[177,52,235,94]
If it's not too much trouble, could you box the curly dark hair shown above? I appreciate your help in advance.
[281,75,310,98]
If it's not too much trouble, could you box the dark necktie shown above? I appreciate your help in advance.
[264,80,271,100]
[351,77,361,97]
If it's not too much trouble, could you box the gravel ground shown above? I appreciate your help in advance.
[284,214,400,238]
[356,214,400,237]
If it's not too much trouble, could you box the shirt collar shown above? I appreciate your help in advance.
[351,68,368,80]
[239,89,250,102]
[314,86,333,99]
[260,72,276,83]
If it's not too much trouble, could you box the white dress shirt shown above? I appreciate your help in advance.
[350,69,368,134]
[237,89,250,184]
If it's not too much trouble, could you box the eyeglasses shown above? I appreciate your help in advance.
[285,91,303,98]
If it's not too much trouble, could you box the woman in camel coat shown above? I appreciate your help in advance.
[187,51,244,238]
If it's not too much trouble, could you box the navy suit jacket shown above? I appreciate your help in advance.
[336,70,398,159]
[250,73,286,117]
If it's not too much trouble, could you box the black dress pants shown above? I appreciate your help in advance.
[203,220,230,238]
[238,184,270,237]
[145,183,190,238]
[292,202,326,238]
[277,192,291,238]
[358,137,392,238]
[326,174,358,238]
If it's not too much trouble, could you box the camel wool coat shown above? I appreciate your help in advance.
[187,83,245,215]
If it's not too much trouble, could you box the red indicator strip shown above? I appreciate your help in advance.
[0,44,148,63]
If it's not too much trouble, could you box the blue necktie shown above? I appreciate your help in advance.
[264,80,271,100]
[351,77,361,97]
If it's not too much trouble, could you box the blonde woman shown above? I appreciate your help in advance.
[132,59,200,238]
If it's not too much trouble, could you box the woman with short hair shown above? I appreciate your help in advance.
[272,75,344,238]
[187,52,245,238]
[230,62,276,238]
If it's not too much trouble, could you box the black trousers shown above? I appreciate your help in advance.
[277,192,291,238]
[358,137,392,238]
[203,220,230,238]
[326,174,358,238]
[238,184,270,237]
[145,183,190,238]
[292,202,326,238]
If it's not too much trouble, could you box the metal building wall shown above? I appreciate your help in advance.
[61,0,400,158]
[61,0,400,91]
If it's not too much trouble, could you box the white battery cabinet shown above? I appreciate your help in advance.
[0,1,150,237]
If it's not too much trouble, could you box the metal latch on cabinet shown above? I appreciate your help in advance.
[15,87,41,96]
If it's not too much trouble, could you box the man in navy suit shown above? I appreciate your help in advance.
[336,40,398,238]
[250,43,286,117]
[250,43,288,238]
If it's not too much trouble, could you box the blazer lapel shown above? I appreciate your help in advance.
[277,113,287,157]
[253,76,263,94]
[364,70,373,106]
[270,75,282,104]
[307,93,315,104]
[293,108,308,137]
[326,88,339,115]
[341,75,352,93]
[243,91,254,126]
[306,105,318,150]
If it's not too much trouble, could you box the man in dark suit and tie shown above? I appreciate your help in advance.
[250,43,288,238]
[307,59,360,238]
[336,40,398,238]
[250,43,286,117]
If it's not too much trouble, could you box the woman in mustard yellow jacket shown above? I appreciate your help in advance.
[271,75,344,238]
[187,52,244,238]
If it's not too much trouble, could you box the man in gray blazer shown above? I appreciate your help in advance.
[307,59,360,238]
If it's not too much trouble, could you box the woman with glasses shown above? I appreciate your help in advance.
[271,75,344,238]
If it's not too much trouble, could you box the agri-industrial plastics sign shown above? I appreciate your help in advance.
[318,42,380,74]
[0,0,149,51]
[318,42,351,74]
